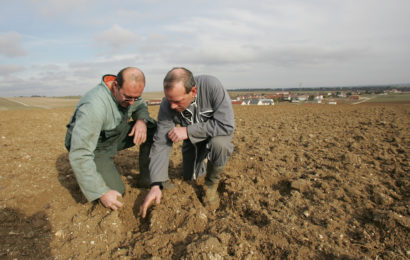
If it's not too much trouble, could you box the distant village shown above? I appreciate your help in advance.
[145,87,406,106]
[26,85,408,106]
[227,87,406,106]
[229,90,357,105]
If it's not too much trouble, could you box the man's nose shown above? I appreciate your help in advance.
[170,103,178,109]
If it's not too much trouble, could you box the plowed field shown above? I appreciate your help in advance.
[0,101,409,259]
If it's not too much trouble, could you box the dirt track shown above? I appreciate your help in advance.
[0,103,409,259]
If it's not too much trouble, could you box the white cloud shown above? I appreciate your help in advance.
[94,25,140,53]
[28,0,94,18]
[0,32,27,57]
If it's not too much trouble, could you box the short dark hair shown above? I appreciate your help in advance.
[163,67,196,93]
[116,67,145,89]
[115,67,128,89]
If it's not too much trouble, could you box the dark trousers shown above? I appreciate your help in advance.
[182,135,234,180]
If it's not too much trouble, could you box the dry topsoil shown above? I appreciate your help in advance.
[0,102,409,259]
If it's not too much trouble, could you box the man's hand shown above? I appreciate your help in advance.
[100,190,123,210]
[168,126,188,143]
[129,119,147,145]
[140,185,162,218]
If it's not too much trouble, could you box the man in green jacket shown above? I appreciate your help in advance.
[65,67,156,210]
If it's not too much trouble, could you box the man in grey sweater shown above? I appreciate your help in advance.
[140,67,235,217]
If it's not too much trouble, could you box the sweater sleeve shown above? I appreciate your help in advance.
[149,99,175,183]
[68,103,110,201]
[187,76,235,144]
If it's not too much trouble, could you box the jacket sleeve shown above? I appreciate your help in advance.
[131,98,154,123]
[68,102,110,201]
[149,99,175,183]
[187,76,235,144]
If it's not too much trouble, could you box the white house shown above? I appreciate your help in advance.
[259,99,274,105]
[242,99,274,105]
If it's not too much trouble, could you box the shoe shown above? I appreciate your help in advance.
[203,184,220,210]
[205,162,224,187]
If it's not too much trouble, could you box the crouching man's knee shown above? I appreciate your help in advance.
[207,135,234,166]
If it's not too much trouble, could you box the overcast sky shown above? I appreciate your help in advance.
[1,0,409,96]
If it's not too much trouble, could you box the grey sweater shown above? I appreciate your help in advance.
[149,75,235,183]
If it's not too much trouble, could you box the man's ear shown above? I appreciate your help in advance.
[112,80,119,90]
[191,86,197,96]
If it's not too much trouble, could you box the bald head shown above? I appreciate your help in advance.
[112,67,145,108]
[116,67,145,89]
[163,67,196,93]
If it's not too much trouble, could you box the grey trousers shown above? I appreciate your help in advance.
[182,135,234,180]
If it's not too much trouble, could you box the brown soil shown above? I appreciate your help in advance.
[0,103,409,259]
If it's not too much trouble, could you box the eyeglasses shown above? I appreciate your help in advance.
[123,96,142,102]
[117,88,142,102]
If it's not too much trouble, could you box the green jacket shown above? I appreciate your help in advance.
[65,75,152,201]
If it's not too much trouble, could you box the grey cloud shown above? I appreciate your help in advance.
[0,65,26,77]
[30,64,62,72]
[259,46,371,67]
[68,54,147,77]
[0,53,169,96]
[156,38,369,69]
[0,71,95,97]
[0,78,32,94]
[0,32,27,57]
